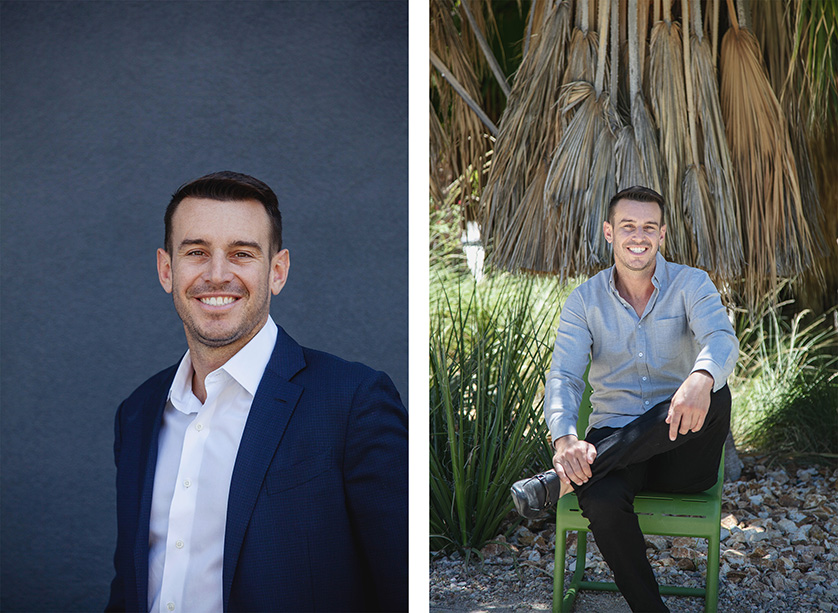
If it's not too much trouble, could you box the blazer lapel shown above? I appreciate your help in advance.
[132,366,176,611]
[222,326,306,609]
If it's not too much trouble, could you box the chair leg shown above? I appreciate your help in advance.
[554,529,587,613]
[705,532,720,613]
[553,528,567,613]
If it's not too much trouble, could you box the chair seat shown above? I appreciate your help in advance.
[558,484,722,536]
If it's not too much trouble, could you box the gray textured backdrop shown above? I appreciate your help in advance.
[0,1,407,610]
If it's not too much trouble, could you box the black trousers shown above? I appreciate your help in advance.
[573,385,731,613]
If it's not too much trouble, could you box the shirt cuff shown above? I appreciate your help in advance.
[547,414,580,443]
[691,359,726,392]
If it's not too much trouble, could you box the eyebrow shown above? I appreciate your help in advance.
[178,238,265,253]
[618,218,660,227]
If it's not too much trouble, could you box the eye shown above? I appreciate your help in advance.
[186,250,206,257]
[233,252,254,258]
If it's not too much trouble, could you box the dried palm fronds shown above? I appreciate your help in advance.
[430,0,493,209]
[687,0,743,279]
[648,1,690,263]
[460,0,510,98]
[544,82,604,277]
[617,0,663,198]
[544,0,612,278]
[681,0,710,269]
[720,0,817,307]
[751,0,827,265]
[564,0,599,86]
[480,0,572,273]
[786,0,838,130]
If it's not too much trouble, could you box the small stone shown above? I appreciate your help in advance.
[769,572,789,590]
[743,526,768,543]
[514,525,535,546]
[480,542,503,558]
[726,570,747,583]
[723,549,747,567]
[645,535,668,551]
[672,547,699,560]
[776,518,797,534]
[676,558,696,571]
[721,514,739,530]
[778,494,798,507]
[527,550,541,563]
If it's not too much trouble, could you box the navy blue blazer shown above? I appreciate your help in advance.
[107,326,408,612]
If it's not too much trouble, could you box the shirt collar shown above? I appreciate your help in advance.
[607,251,667,293]
[167,316,278,411]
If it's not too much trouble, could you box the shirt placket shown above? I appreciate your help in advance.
[158,375,221,613]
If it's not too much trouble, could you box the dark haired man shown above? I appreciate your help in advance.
[107,171,407,612]
[511,186,738,611]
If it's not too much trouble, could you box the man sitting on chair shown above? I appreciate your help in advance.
[511,186,738,612]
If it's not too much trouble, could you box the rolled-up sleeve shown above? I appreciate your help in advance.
[687,273,739,391]
[544,289,592,442]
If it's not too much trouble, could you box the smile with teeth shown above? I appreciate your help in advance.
[628,246,648,253]
[199,296,238,306]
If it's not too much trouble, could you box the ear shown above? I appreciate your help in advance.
[603,220,614,244]
[157,248,173,294]
[659,223,666,243]
[269,249,290,295]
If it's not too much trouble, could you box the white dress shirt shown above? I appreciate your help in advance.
[147,317,278,613]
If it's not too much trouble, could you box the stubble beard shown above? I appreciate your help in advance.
[173,283,270,351]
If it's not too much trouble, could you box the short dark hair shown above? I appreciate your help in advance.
[164,171,283,254]
[607,186,665,225]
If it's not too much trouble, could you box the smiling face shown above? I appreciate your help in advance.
[603,198,666,275]
[157,197,289,358]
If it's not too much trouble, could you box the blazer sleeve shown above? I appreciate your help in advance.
[342,370,408,612]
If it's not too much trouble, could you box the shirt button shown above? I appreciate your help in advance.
[195,423,203,431]
[642,377,647,381]
[638,352,643,357]
[167,603,175,611]
[176,540,184,549]
[183,479,191,488]
[645,401,650,405]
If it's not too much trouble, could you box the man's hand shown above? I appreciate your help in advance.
[666,370,714,441]
[552,434,597,486]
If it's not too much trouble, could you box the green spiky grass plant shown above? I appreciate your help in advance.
[731,294,838,458]
[430,269,577,556]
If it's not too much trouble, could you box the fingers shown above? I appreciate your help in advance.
[667,404,707,441]
[552,456,569,485]
[553,441,595,486]
[667,408,681,441]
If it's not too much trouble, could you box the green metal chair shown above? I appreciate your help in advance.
[552,373,724,613]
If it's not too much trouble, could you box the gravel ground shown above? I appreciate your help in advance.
[430,455,838,612]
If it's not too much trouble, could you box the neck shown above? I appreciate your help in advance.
[613,264,656,316]
[186,319,267,403]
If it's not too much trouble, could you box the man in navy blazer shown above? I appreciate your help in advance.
[107,171,408,612]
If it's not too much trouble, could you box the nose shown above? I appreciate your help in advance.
[204,252,233,284]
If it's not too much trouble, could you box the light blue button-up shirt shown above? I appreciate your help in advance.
[544,253,739,441]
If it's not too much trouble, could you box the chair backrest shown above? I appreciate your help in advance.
[576,363,593,439]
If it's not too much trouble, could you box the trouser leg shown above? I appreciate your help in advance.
[575,462,669,612]
[578,384,732,496]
